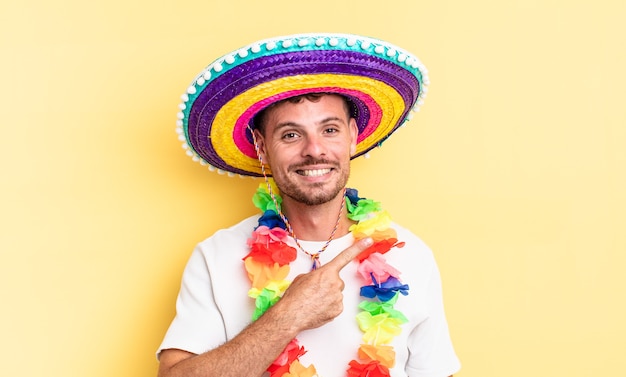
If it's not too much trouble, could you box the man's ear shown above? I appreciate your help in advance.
[349,118,358,156]
[253,129,269,162]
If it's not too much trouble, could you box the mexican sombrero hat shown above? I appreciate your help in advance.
[176,33,429,177]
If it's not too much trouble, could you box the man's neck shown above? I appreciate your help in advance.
[281,192,354,242]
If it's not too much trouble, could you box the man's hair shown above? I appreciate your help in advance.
[252,93,355,135]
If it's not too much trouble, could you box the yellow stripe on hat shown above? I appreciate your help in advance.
[211,74,407,176]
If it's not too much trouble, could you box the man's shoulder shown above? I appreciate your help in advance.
[390,222,430,247]
[389,221,438,261]
[197,215,260,247]
[219,214,261,234]
[188,215,261,264]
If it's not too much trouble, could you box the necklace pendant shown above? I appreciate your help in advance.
[311,254,321,270]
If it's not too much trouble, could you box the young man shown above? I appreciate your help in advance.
[158,33,460,377]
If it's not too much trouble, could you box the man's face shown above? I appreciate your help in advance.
[255,94,358,206]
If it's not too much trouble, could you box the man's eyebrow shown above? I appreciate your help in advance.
[318,116,347,125]
[274,117,346,129]
[273,122,301,131]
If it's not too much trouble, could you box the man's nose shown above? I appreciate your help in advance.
[301,134,326,157]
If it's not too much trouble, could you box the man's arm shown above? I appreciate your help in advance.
[157,238,373,377]
[158,301,299,377]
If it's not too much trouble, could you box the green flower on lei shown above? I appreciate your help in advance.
[346,197,382,221]
[253,180,282,213]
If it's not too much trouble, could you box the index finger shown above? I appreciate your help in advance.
[325,237,373,271]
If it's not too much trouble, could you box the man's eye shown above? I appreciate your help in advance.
[282,132,297,139]
[324,128,338,134]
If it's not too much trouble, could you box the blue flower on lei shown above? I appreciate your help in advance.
[258,210,286,230]
[360,275,410,302]
[345,188,361,206]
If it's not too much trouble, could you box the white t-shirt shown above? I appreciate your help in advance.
[158,215,460,377]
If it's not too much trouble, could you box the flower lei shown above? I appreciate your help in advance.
[243,181,408,377]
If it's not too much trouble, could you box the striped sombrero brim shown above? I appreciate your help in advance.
[176,33,429,177]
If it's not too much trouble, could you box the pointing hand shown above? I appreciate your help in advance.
[273,237,373,331]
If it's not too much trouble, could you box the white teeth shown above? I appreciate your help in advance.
[301,168,331,177]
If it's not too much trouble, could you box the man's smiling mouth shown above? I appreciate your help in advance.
[298,168,332,177]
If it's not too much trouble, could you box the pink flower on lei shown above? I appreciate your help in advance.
[357,253,402,283]
[247,225,291,246]
[244,226,296,266]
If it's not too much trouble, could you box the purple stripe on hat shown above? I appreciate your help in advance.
[187,50,420,175]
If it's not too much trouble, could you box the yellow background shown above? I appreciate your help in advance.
[1,1,624,376]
